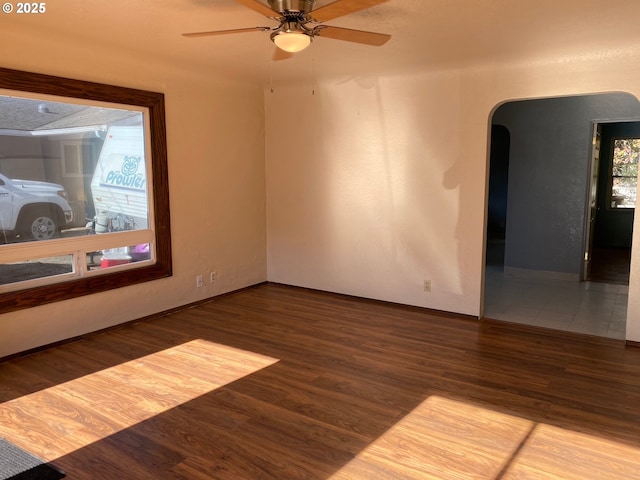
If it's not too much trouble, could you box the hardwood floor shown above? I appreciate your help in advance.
[587,247,631,285]
[1,284,640,479]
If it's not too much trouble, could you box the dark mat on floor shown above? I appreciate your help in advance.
[0,438,65,480]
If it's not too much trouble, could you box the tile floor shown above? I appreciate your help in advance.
[483,265,628,340]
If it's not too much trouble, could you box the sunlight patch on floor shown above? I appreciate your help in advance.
[0,339,279,461]
[330,395,640,479]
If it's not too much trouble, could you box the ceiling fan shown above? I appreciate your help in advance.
[183,0,391,57]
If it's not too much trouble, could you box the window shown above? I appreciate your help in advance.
[610,138,640,209]
[61,141,95,178]
[0,67,171,314]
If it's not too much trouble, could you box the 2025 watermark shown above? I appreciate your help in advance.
[2,2,47,14]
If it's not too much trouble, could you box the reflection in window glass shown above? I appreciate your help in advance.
[610,138,640,209]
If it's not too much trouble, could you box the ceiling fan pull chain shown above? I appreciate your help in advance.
[270,64,275,94]
[268,38,275,94]
[311,40,315,95]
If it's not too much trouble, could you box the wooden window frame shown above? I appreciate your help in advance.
[0,67,172,314]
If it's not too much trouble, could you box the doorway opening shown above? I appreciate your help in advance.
[483,93,640,340]
[585,122,640,286]
[486,125,510,269]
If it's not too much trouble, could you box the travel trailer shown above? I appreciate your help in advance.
[88,125,150,266]
[89,126,148,234]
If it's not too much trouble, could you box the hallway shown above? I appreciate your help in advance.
[483,265,628,340]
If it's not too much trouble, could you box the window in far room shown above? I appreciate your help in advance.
[610,138,640,209]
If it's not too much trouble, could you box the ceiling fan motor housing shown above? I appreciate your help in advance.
[268,0,316,15]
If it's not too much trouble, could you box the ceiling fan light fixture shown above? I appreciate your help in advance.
[271,28,312,53]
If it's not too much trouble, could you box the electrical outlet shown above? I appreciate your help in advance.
[196,275,204,288]
[210,271,216,284]
[424,280,431,292]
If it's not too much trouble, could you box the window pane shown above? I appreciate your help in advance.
[86,242,152,271]
[63,144,82,175]
[0,254,74,286]
[0,96,146,242]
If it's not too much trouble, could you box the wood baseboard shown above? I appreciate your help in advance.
[0,281,267,364]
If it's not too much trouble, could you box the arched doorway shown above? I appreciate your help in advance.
[483,93,640,339]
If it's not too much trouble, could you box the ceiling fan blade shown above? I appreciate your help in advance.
[315,26,390,46]
[235,0,280,17]
[310,0,389,22]
[182,27,270,38]
[272,48,295,61]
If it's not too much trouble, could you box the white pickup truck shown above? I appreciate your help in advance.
[0,172,74,241]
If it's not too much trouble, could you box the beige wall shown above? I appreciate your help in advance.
[0,31,268,358]
[265,54,640,342]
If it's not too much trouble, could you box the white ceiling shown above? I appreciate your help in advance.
[4,0,640,84]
